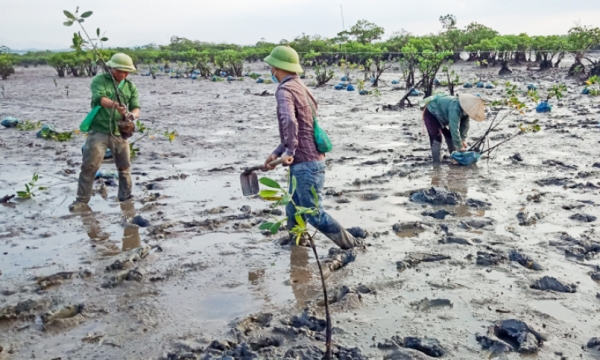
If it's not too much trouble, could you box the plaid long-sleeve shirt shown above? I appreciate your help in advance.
[273,75,325,165]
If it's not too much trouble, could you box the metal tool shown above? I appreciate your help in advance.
[240,159,283,196]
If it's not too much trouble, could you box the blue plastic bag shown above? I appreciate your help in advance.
[36,124,56,138]
[95,170,118,179]
[256,78,264,84]
[220,71,227,77]
[485,83,495,89]
[582,87,590,95]
[1,116,20,128]
[451,151,481,166]
[359,90,369,95]
[433,78,441,86]
[463,82,473,88]
[409,89,422,97]
[334,84,344,90]
[391,80,399,85]
[340,76,348,82]
[227,76,233,81]
[476,82,484,88]
[527,83,537,91]
[212,76,218,82]
[347,84,355,91]
[536,101,552,113]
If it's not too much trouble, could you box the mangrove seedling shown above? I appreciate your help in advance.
[39,127,73,142]
[17,173,47,199]
[163,130,178,143]
[16,120,42,131]
[257,175,334,359]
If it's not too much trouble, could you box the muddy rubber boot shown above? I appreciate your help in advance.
[68,201,92,214]
[431,141,442,163]
[117,169,132,202]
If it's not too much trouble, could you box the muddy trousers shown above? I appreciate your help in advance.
[75,131,132,203]
[423,109,455,162]
[285,161,359,250]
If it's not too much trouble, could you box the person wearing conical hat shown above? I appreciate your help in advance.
[70,53,140,212]
[423,93,485,163]
[262,45,363,249]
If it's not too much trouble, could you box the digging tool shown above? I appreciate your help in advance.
[240,159,283,196]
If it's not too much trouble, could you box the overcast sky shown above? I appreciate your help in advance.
[2,0,599,50]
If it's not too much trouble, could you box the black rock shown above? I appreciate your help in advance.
[403,337,445,357]
[588,337,600,349]
[476,250,507,266]
[466,198,492,209]
[530,276,576,293]
[440,236,473,246]
[535,177,572,187]
[509,250,543,271]
[132,215,151,227]
[248,335,283,351]
[397,252,450,271]
[336,345,368,360]
[422,209,454,220]
[569,213,597,222]
[461,217,495,229]
[511,153,523,162]
[347,227,368,239]
[477,319,546,354]
[592,272,600,281]
[383,349,429,360]
[287,308,326,332]
[517,211,538,226]
[410,187,461,205]
[240,205,252,213]
[325,247,357,271]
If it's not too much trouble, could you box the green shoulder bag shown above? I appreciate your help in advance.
[80,80,126,132]
[304,90,332,153]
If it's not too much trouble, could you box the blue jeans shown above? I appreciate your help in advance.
[286,161,359,249]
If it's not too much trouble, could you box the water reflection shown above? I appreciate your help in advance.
[289,246,321,307]
[430,165,484,218]
[76,201,140,253]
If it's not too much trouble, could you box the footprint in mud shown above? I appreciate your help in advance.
[392,222,426,238]
[356,193,382,201]
[477,319,546,354]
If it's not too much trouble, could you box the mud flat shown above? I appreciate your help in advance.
[1,63,600,359]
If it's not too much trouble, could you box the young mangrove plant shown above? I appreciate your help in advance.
[257,175,334,359]
[17,173,47,199]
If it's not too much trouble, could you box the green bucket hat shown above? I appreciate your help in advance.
[263,45,303,74]
[106,53,136,72]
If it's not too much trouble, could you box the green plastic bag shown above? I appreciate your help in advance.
[80,80,125,132]
[305,90,332,153]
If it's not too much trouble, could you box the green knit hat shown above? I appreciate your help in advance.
[106,53,136,72]
[263,45,303,74]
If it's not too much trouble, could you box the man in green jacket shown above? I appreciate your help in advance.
[69,53,140,212]
[423,93,484,163]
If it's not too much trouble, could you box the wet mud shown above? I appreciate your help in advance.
[1,62,600,359]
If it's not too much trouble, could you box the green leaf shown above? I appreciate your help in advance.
[63,21,74,27]
[38,186,47,191]
[96,28,100,37]
[295,233,302,246]
[259,190,279,198]
[310,186,319,207]
[259,222,275,230]
[270,221,282,234]
[295,214,306,228]
[291,176,297,195]
[63,10,76,20]
[25,184,30,192]
[259,177,281,189]
[281,193,291,205]
[80,11,93,18]
[17,191,30,199]
[33,173,38,181]
[100,37,109,42]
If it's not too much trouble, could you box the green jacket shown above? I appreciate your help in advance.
[89,73,140,134]
[426,95,469,149]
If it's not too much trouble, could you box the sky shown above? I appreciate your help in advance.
[1,0,599,50]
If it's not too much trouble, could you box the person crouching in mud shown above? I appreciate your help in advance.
[262,45,362,249]
[69,53,140,212]
[423,93,485,163]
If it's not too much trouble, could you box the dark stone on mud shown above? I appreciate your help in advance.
[239,205,251,213]
[569,213,597,222]
[347,227,368,239]
[593,163,600,168]
[592,272,600,281]
[535,177,572,187]
[477,319,546,354]
[588,337,600,349]
[410,187,461,205]
[397,252,450,271]
[466,198,492,209]
[248,335,284,351]
[476,250,507,266]
[530,276,576,293]
[411,298,453,311]
[335,345,368,360]
[509,250,543,271]
[510,153,523,162]
[422,209,454,220]
[383,349,430,360]
[286,308,326,332]
[517,211,539,226]
[461,217,495,229]
[132,215,151,227]
[403,337,445,357]
[440,236,473,246]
